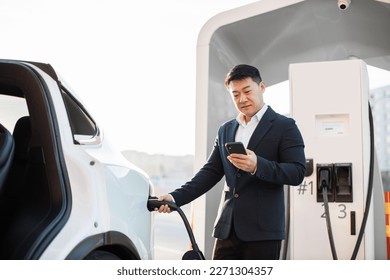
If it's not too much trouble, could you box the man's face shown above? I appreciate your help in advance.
[228,77,265,121]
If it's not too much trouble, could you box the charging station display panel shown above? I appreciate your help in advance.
[289,60,372,259]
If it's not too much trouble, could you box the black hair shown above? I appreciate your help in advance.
[224,64,262,88]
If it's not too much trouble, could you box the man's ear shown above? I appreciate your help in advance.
[259,81,266,93]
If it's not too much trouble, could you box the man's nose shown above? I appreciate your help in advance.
[239,95,247,103]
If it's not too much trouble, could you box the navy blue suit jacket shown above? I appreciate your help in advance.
[170,107,306,241]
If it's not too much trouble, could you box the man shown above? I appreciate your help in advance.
[157,64,306,259]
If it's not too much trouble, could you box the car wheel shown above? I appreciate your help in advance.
[84,250,121,260]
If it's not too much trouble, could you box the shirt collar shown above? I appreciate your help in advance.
[236,104,268,126]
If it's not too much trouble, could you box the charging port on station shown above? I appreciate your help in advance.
[317,164,334,202]
[316,163,353,203]
[334,163,353,202]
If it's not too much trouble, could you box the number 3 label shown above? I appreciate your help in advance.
[321,203,347,219]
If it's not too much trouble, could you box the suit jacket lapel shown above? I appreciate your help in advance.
[225,120,239,143]
[247,106,276,151]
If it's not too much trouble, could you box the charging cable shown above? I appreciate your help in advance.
[350,103,375,259]
[147,197,205,260]
[320,171,338,260]
[321,103,374,260]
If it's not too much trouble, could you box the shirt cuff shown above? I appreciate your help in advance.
[168,194,176,202]
[250,166,257,176]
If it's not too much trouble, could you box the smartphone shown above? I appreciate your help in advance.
[225,142,247,155]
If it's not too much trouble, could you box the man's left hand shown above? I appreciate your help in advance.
[227,149,257,174]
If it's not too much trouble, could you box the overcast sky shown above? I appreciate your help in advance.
[1,0,389,156]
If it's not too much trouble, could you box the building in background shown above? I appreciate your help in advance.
[370,84,390,191]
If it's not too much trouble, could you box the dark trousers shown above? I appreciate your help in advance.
[212,226,281,260]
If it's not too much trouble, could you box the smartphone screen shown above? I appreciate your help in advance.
[225,142,247,155]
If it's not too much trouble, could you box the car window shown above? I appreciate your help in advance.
[0,94,29,132]
[60,88,100,145]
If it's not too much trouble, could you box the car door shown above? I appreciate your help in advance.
[0,60,71,259]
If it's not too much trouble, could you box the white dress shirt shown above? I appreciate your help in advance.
[235,104,268,147]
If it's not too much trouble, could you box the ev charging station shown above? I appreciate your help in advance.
[193,0,390,259]
[289,59,386,259]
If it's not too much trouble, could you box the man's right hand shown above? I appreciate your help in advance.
[156,195,174,213]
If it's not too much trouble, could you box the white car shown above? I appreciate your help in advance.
[0,59,154,260]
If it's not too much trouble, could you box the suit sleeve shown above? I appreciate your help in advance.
[170,134,225,207]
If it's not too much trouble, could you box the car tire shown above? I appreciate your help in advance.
[84,250,121,260]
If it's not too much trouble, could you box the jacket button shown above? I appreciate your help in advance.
[234,193,239,198]
[236,173,241,178]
